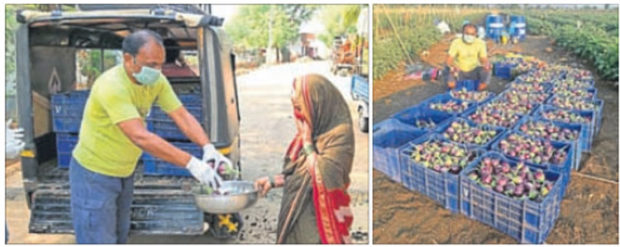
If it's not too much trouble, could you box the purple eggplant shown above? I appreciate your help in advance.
[514,184,525,197]
[497,175,509,187]
[494,184,505,193]
[501,162,511,173]
[481,174,493,184]
[450,164,461,173]
[534,170,545,182]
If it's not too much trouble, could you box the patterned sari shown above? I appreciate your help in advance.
[276,74,355,244]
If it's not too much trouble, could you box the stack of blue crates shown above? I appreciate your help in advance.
[51,90,90,168]
[460,152,565,244]
[373,60,603,243]
[142,90,204,177]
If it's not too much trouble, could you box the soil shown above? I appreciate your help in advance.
[373,35,619,244]
[373,34,525,101]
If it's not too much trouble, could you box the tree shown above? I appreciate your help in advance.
[318,5,363,48]
[225,5,318,63]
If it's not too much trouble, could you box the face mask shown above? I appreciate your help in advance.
[132,57,161,85]
[463,34,475,44]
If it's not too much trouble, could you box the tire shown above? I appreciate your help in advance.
[358,108,368,133]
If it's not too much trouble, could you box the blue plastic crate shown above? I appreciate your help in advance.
[434,117,506,150]
[500,88,552,102]
[552,78,595,88]
[494,90,548,115]
[147,105,203,141]
[550,86,597,100]
[142,142,202,176]
[594,99,604,135]
[462,107,526,129]
[147,105,203,121]
[460,151,565,244]
[545,96,602,136]
[391,105,455,132]
[478,90,542,116]
[491,131,574,180]
[493,62,515,80]
[447,89,496,105]
[399,133,481,213]
[534,105,595,153]
[419,93,478,116]
[146,92,204,141]
[514,116,584,170]
[177,93,203,106]
[545,95,600,113]
[56,133,79,168]
[51,91,90,133]
[514,73,556,85]
[373,120,427,183]
[506,81,552,94]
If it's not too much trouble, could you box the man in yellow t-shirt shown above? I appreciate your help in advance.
[446,24,492,91]
[70,30,229,244]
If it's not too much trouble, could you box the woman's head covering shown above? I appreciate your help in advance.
[278,74,355,244]
[289,74,352,154]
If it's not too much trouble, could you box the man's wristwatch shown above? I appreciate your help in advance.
[269,176,276,188]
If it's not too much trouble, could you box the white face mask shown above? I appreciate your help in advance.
[463,34,476,43]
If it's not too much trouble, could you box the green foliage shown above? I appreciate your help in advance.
[318,5,363,47]
[552,25,619,81]
[513,8,619,81]
[5,5,24,97]
[373,5,487,80]
[373,38,403,79]
[225,5,317,52]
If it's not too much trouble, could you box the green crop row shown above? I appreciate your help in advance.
[552,24,619,81]
[373,5,487,80]
[515,10,618,82]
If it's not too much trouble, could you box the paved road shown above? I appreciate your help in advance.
[5,60,369,244]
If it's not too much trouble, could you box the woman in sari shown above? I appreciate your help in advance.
[254,74,355,244]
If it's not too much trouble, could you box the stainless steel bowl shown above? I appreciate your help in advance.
[192,181,259,214]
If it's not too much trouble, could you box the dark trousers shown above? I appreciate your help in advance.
[444,66,491,85]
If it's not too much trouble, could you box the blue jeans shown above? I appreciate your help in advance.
[69,157,134,244]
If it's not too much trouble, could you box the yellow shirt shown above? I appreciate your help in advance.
[448,38,488,73]
[73,65,182,177]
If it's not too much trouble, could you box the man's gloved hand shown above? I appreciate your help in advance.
[6,119,25,159]
[202,143,221,163]
[186,156,223,188]
[202,144,236,176]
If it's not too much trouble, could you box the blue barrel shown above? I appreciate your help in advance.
[485,15,504,41]
[509,15,526,40]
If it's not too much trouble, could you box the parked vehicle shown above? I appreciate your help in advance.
[351,75,369,132]
[15,4,242,238]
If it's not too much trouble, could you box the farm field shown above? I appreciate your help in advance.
[372,5,618,244]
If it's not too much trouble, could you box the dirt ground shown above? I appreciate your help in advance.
[5,60,369,244]
[373,35,523,101]
[373,35,618,244]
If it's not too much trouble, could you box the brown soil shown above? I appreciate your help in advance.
[373,35,618,244]
[373,35,524,101]
[373,171,618,244]
[372,62,428,101]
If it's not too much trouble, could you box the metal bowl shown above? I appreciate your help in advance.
[192,181,259,214]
